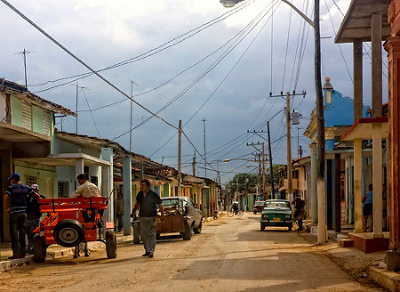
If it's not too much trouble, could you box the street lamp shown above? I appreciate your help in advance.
[219,0,326,244]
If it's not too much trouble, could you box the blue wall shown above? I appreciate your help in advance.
[324,89,370,128]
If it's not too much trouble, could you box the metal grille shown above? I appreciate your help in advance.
[58,181,69,198]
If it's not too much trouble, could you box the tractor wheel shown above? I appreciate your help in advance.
[54,219,84,247]
[33,236,47,263]
[183,222,192,240]
[133,222,141,244]
[106,231,117,258]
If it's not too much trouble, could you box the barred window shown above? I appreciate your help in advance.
[58,181,69,198]
[90,176,98,186]
[26,176,37,187]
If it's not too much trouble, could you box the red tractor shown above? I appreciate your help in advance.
[33,197,116,262]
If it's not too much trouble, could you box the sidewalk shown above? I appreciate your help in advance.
[0,232,133,272]
[304,222,400,292]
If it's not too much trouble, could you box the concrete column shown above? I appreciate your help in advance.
[310,142,318,223]
[371,10,383,117]
[122,156,132,236]
[101,148,113,224]
[372,124,383,238]
[75,158,84,182]
[335,153,341,233]
[384,37,400,248]
[354,139,363,233]
[353,39,363,122]
[317,178,327,243]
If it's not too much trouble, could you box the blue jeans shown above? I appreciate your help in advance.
[26,218,40,254]
[9,212,27,256]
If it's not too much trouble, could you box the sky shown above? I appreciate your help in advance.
[0,0,389,185]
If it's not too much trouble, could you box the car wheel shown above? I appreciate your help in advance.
[54,219,84,247]
[183,222,192,240]
[33,236,47,263]
[106,231,117,258]
[288,224,293,231]
[193,221,202,234]
[133,222,141,244]
[260,224,265,231]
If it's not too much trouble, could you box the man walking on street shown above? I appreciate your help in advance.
[115,192,124,232]
[4,173,35,259]
[71,174,101,257]
[26,184,45,254]
[292,194,305,231]
[131,179,164,258]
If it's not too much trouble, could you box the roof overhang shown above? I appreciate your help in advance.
[335,0,391,44]
[14,152,112,167]
[0,121,51,143]
[341,117,388,141]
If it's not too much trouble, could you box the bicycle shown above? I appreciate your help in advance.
[227,208,243,217]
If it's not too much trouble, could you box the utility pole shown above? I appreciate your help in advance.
[267,121,275,196]
[247,142,267,200]
[286,92,294,203]
[16,49,33,88]
[262,142,266,200]
[128,79,138,152]
[202,118,207,178]
[178,120,182,196]
[192,150,196,176]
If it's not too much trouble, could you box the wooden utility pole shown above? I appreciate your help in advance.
[286,92,293,203]
[262,142,266,200]
[267,121,275,196]
[178,120,182,196]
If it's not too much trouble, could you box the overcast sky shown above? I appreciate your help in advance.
[0,0,388,185]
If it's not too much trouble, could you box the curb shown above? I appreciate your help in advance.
[0,234,133,272]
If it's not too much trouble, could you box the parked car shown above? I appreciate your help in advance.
[132,196,203,243]
[260,199,292,231]
[253,201,265,214]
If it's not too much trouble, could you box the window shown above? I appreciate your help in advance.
[26,176,37,187]
[90,176,98,186]
[58,181,69,198]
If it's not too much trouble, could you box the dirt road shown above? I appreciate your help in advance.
[0,213,384,291]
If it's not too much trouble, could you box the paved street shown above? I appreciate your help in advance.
[0,213,384,292]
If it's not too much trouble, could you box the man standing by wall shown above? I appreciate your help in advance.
[26,184,45,254]
[131,179,165,258]
[4,173,34,259]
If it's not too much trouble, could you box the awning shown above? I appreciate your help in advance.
[0,121,51,143]
[341,117,388,141]
[14,153,112,167]
[335,0,391,44]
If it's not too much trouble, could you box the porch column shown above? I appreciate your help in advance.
[335,153,341,233]
[75,158,84,180]
[372,124,383,238]
[354,139,363,233]
[353,39,363,121]
[371,8,382,117]
[123,156,132,235]
[101,148,113,224]
[310,142,318,223]
[384,37,400,248]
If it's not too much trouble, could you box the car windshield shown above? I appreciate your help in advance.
[264,201,290,209]
[162,199,181,208]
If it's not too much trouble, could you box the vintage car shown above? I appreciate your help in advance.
[132,196,203,243]
[253,201,265,214]
[260,199,292,231]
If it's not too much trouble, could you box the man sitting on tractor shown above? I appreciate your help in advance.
[71,174,101,257]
